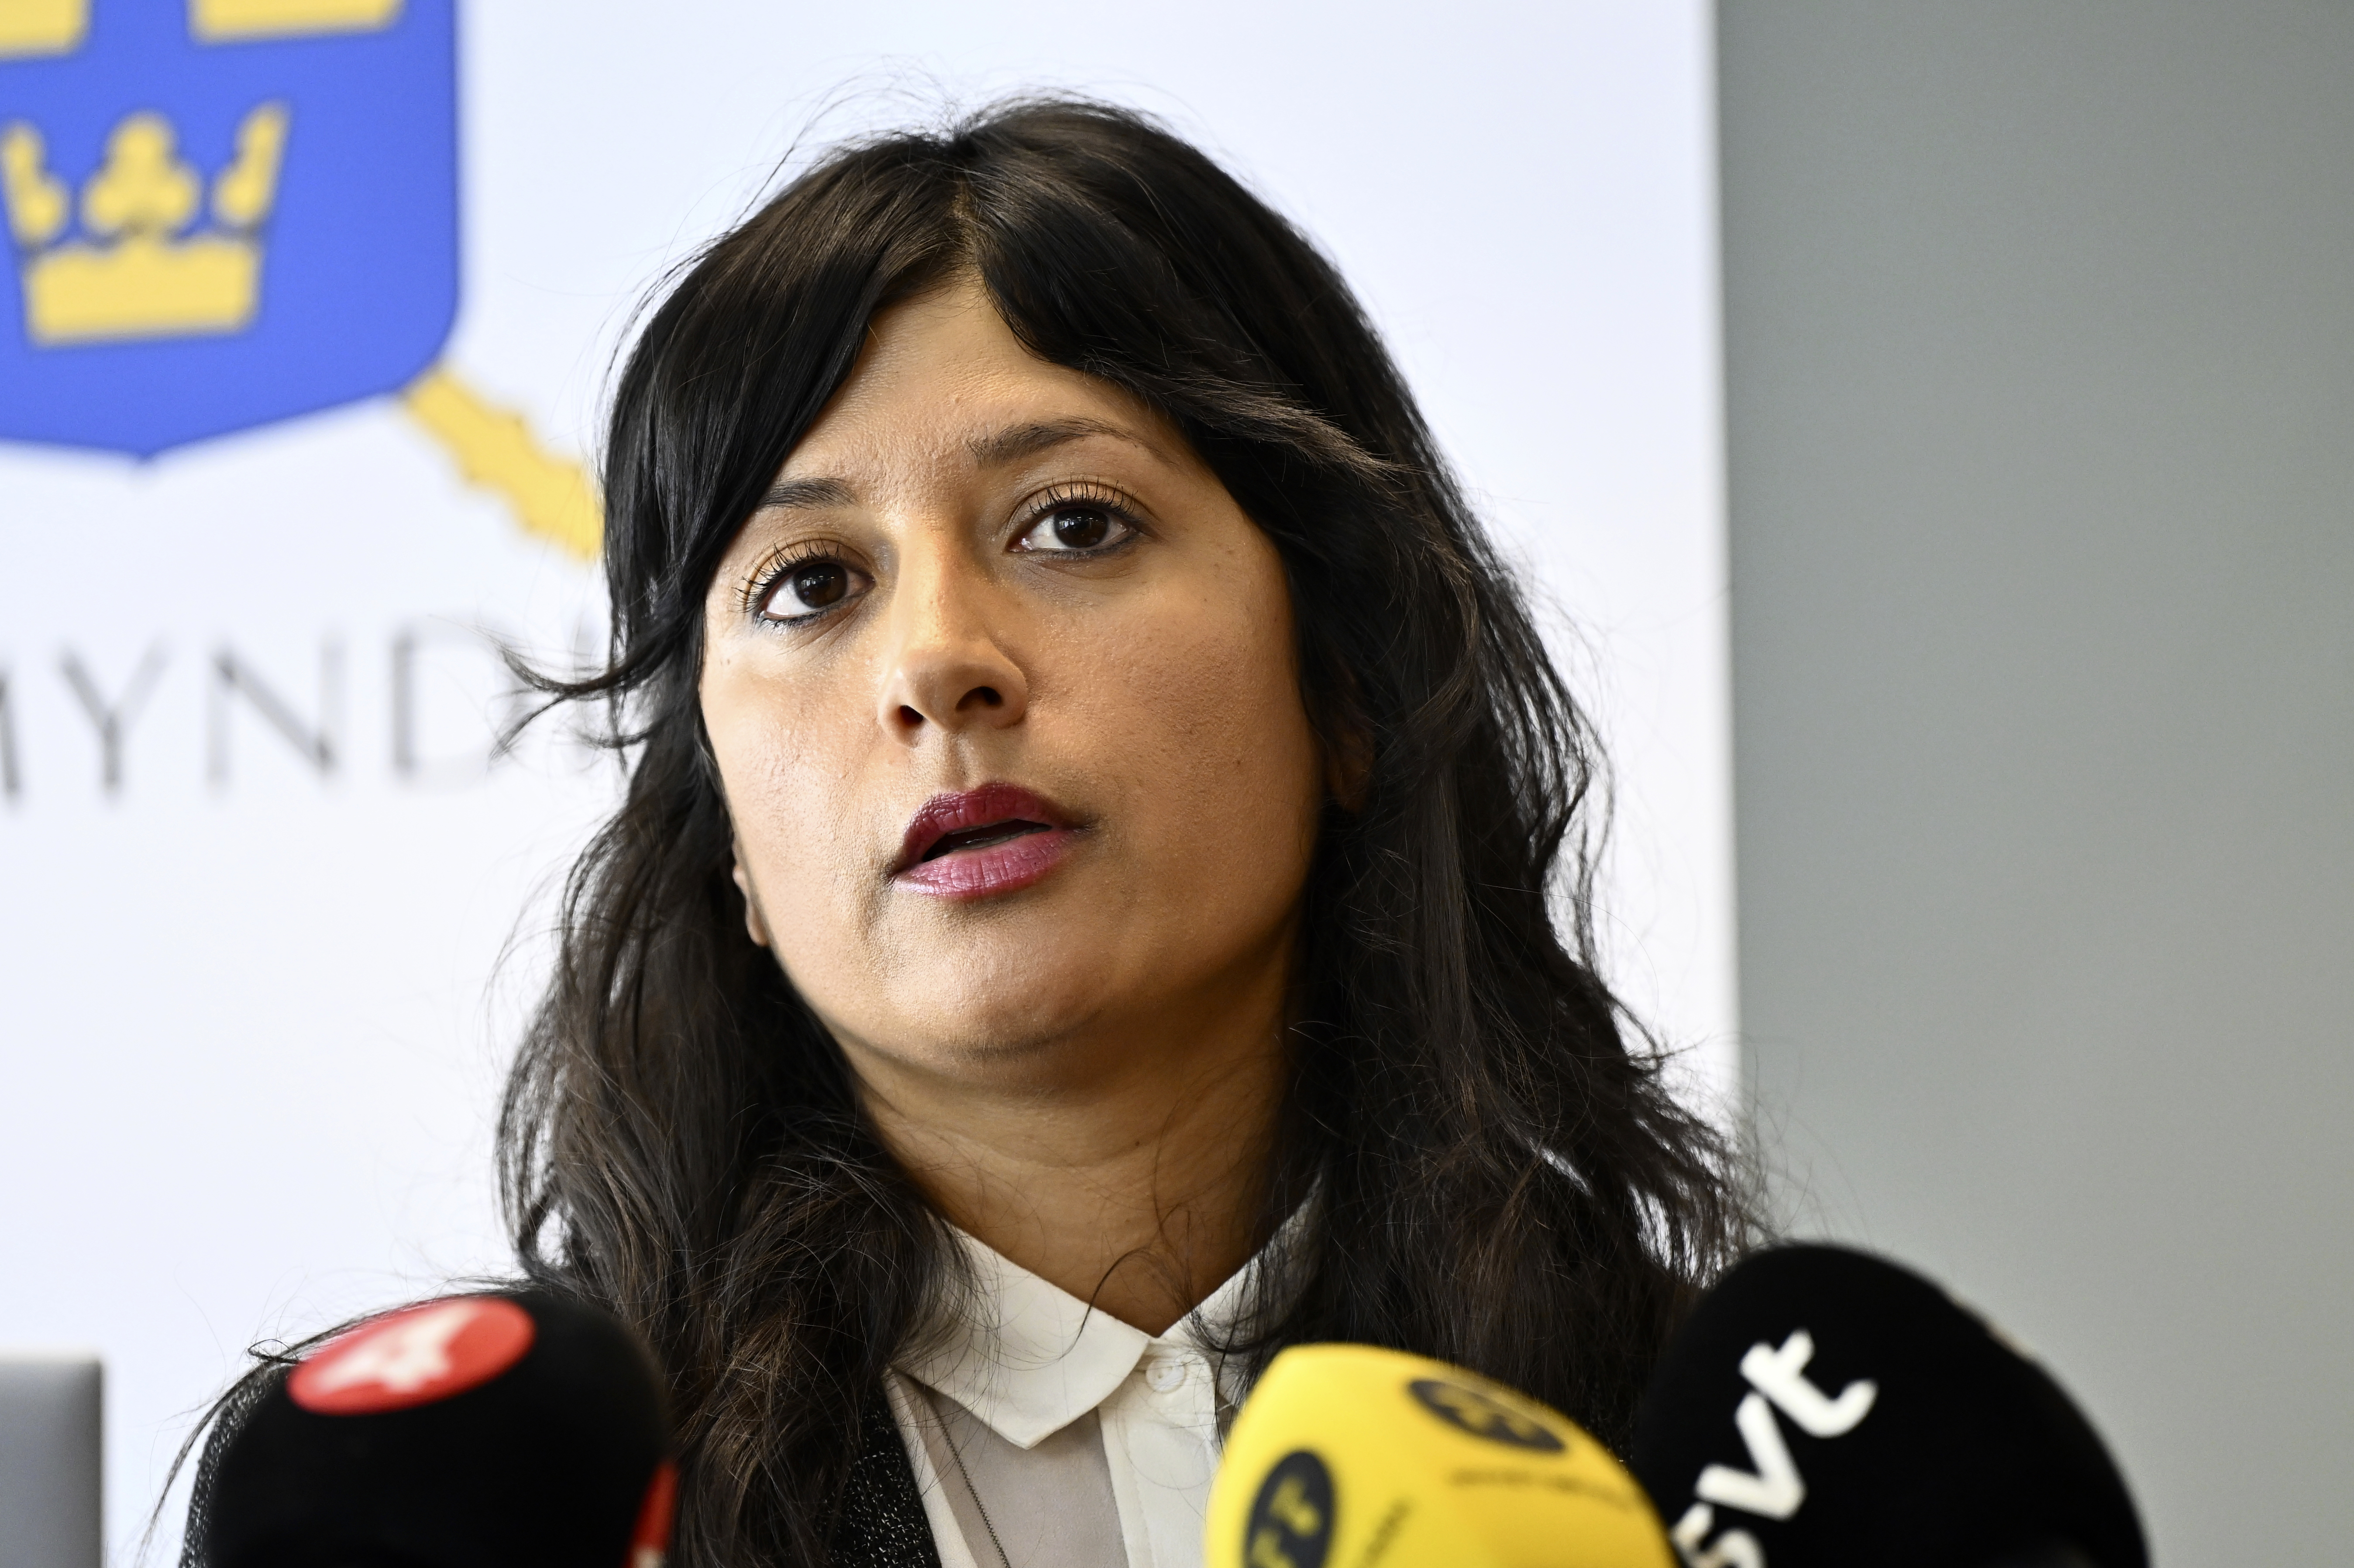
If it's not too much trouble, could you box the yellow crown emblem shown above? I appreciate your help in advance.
[3,101,290,346]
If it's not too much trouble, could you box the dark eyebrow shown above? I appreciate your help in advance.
[750,476,857,512]
[967,417,1163,469]
[751,420,1160,512]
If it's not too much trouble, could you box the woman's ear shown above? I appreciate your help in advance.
[730,847,773,948]
[1313,665,1375,812]
[1322,720,1374,812]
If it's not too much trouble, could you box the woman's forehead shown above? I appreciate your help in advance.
[778,280,1181,488]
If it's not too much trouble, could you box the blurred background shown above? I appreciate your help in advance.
[1721,7,2354,1564]
[4,1,2350,1563]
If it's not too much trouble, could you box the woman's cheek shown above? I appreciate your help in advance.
[1105,601,1315,896]
[709,677,862,926]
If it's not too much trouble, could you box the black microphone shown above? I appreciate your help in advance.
[202,1290,676,1568]
[1628,1245,2146,1568]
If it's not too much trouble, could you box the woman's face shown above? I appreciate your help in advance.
[700,278,1325,1083]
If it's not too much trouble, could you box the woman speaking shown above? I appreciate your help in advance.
[199,98,1748,1568]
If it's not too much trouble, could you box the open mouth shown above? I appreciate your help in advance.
[893,782,1079,887]
[919,819,1056,861]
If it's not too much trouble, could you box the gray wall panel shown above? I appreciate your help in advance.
[1719,4,2354,1559]
[0,1359,102,1568]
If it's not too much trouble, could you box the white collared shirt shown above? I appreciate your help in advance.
[887,1225,1291,1568]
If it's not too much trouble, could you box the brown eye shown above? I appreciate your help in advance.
[758,557,861,620]
[793,562,848,607]
[1050,507,1112,548]
[1017,498,1136,554]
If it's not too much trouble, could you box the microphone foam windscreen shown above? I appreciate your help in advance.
[1630,1245,2146,1568]
[203,1289,675,1568]
[1207,1343,1674,1568]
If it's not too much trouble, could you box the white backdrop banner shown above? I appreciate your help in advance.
[0,2,1730,1554]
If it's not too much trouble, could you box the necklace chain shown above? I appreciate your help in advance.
[940,1417,1013,1568]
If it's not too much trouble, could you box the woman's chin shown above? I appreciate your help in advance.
[830,954,1178,1078]
[903,983,1131,1063]
[832,869,1297,1074]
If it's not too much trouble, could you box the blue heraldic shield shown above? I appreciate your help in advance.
[0,0,458,455]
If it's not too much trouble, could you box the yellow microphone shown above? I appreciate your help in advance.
[1206,1344,1675,1568]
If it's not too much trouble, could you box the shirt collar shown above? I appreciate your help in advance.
[895,1205,1309,1451]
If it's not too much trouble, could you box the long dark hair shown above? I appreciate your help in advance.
[502,96,1748,1568]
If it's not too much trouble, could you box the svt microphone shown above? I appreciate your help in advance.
[1628,1245,2146,1568]
[202,1290,677,1568]
[1206,1343,1675,1568]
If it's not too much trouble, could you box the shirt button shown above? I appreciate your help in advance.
[1144,1355,1187,1393]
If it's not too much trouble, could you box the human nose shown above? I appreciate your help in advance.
[875,552,1030,743]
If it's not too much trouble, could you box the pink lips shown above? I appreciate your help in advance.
[892,783,1079,900]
